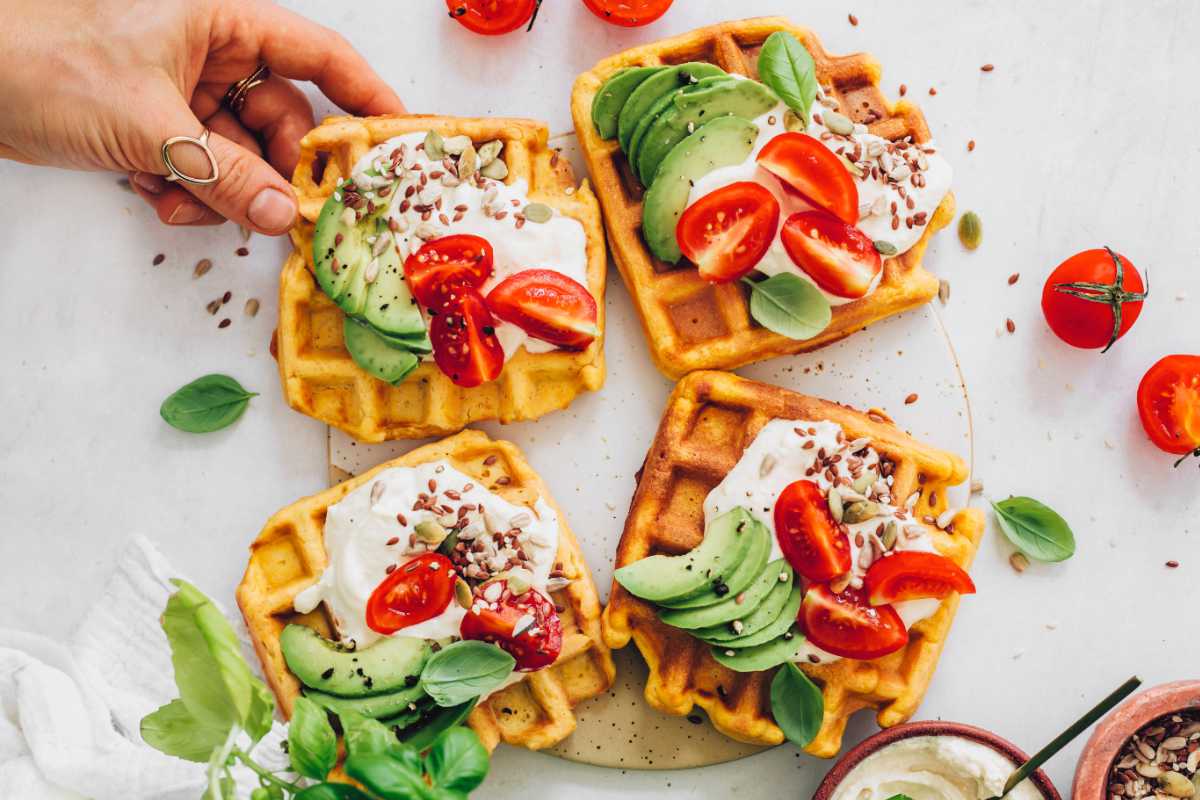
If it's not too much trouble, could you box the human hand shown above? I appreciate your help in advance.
[0,0,405,235]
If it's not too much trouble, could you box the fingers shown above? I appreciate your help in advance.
[128,171,225,227]
[179,127,298,234]
[194,75,315,178]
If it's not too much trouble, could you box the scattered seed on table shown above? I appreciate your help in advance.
[1166,560,1180,568]
[970,479,984,494]
[221,291,232,304]
[205,299,221,315]
[152,253,165,266]
[848,13,858,25]
[244,298,260,317]
[938,279,951,305]
[218,318,231,329]
[981,63,995,72]
[968,139,976,152]
[929,87,937,96]
[899,84,907,96]
[1010,552,1029,573]
[1006,318,1016,333]
[905,393,919,405]
[1008,273,1020,285]
[236,247,249,257]
[193,258,213,278]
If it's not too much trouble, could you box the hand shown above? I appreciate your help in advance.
[0,0,405,235]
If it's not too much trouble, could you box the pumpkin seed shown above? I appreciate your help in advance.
[414,521,449,546]
[522,202,553,224]
[477,140,503,167]
[838,154,865,177]
[824,110,855,136]
[882,521,899,549]
[842,501,879,524]
[457,144,479,181]
[827,488,845,523]
[783,109,805,132]
[423,130,446,160]
[442,135,473,155]
[480,158,508,180]
[958,211,982,250]
[503,567,534,595]
[1157,770,1193,797]
[454,579,473,610]
[873,240,899,256]
[853,470,877,495]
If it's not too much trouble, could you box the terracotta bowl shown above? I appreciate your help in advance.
[813,720,1061,800]
[1073,680,1200,799]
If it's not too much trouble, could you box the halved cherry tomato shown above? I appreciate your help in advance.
[800,584,908,661]
[446,0,540,35]
[460,582,562,671]
[366,553,457,635]
[404,235,494,310]
[780,211,882,299]
[581,0,673,27]
[1137,355,1200,466]
[430,291,505,387]
[774,480,851,583]
[757,132,859,225]
[864,551,976,607]
[1041,247,1147,352]
[676,182,780,283]
[485,269,598,350]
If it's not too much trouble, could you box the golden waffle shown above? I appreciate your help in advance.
[237,429,616,752]
[602,371,983,757]
[571,18,953,380]
[277,115,607,442]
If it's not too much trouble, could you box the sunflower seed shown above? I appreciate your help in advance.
[853,470,877,495]
[824,110,855,136]
[938,279,951,304]
[244,298,260,317]
[509,512,532,529]
[370,481,385,505]
[363,258,379,284]
[504,567,534,595]
[545,576,572,592]
[759,455,777,478]
[480,158,508,180]
[414,222,443,240]
[442,135,473,155]
[936,508,959,530]
[477,140,503,167]
[423,130,446,160]
[511,613,537,638]
[193,258,213,278]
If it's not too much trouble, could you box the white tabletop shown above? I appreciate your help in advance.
[3,0,1198,796]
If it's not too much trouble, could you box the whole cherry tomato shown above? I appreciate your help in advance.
[581,0,673,27]
[461,581,562,671]
[1041,247,1147,352]
[366,553,457,635]
[1137,354,1200,467]
[446,0,542,35]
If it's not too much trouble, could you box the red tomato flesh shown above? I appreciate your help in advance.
[676,181,780,283]
[366,553,457,635]
[780,211,882,299]
[1041,248,1146,351]
[404,234,494,311]
[581,0,673,27]
[774,479,851,583]
[864,551,976,607]
[446,0,539,35]
[485,269,598,349]
[1137,354,1200,457]
[800,584,908,660]
[460,582,563,671]
[430,290,505,387]
[757,132,859,225]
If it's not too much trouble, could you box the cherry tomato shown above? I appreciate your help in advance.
[864,551,976,607]
[1137,355,1200,466]
[366,553,457,635]
[800,584,908,660]
[404,235,494,311]
[757,132,859,225]
[581,0,673,27]
[1041,247,1147,352]
[430,291,505,387]
[676,182,780,283]
[460,582,562,671]
[485,269,598,349]
[446,0,541,35]
[780,211,882,299]
[774,480,851,583]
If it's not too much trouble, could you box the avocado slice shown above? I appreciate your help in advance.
[312,191,372,317]
[377,697,437,732]
[710,627,808,673]
[592,66,664,140]
[280,624,431,698]
[617,62,726,154]
[376,326,432,356]
[614,507,759,603]
[344,318,420,385]
[658,518,770,609]
[397,699,478,751]
[659,560,793,630]
[641,115,760,264]
[362,235,424,339]
[629,76,734,185]
[305,682,428,721]
[698,580,803,648]
[636,78,778,185]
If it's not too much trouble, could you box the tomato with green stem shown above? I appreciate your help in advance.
[445,0,542,35]
[1041,247,1148,352]
[1138,355,1200,468]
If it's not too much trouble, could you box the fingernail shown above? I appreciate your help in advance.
[247,188,297,233]
[132,171,165,195]
[167,202,206,225]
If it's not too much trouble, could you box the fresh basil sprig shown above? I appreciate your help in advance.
[757,32,818,125]
[343,713,490,800]
[991,496,1076,563]
[743,273,833,340]
[160,374,257,433]
[769,662,824,747]
[420,641,515,708]
[288,696,338,781]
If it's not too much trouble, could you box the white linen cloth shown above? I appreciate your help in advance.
[0,537,290,799]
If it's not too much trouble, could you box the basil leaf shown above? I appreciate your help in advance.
[160,374,257,433]
[426,726,489,793]
[743,274,832,340]
[294,785,374,800]
[288,695,338,780]
[244,680,275,745]
[757,31,817,125]
[342,711,402,760]
[344,753,434,800]
[769,662,824,747]
[400,701,478,753]
[991,496,1076,563]
[140,698,229,763]
[419,641,515,708]
[886,795,915,800]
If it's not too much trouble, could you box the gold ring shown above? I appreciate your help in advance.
[222,64,271,114]
[161,129,220,185]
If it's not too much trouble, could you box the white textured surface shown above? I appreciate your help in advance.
[3,1,1199,796]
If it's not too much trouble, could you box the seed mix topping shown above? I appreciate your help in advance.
[1107,710,1200,799]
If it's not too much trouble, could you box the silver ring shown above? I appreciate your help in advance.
[161,129,220,185]
[223,64,270,114]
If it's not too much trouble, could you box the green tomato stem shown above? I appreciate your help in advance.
[231,746,304,794]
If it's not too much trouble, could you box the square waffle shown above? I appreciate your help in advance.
[602,371,984,757]
[237,429,616,752]
[278,115,607,442]
[570,18,953,380]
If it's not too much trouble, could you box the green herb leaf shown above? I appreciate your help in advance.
[419,641,515,708]
[243,681,275,745]
[769,662,824,748]
[288,696,338,780]
[139,698,229,763]
[294,785,374,800]
[743,274,833,340]
[885,795,915,800]
[426,727,490,793]
[344,753,434,800]
[160,374,257,433]
[991,496,1076,562]
[399,700,478,752]
[757,32,817,125]
[341,711,402,760]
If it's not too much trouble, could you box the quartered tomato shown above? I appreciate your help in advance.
[1137,355,1200,465]
[404,234,494,310]
[774,479,851,583]
[366,553,457,635]
[780,211,882,299]
[430,291,505,387]
[676,181,780,283]
[581,0,673,27]
[757,132,859,225]
[485,269,598,349]
[446,0,541,35]
[1041,247,1147,352]
[460,582,562,671]
[864,551,976,607]
[800,584,908,661]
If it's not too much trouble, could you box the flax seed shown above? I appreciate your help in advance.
[1006,318,1016,334]
[848,13,858,25]
[1008,273,1020,285]
[218,318,231,329]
